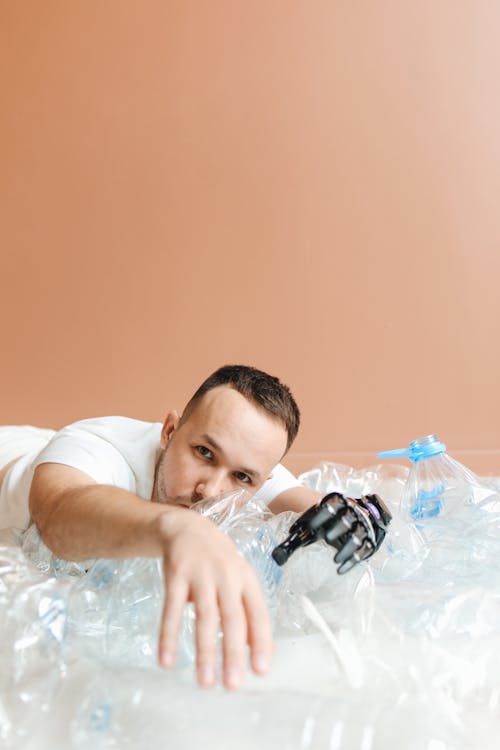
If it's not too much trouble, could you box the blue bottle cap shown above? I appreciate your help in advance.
[377,434,446,463]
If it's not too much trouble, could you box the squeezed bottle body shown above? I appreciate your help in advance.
[378,434,482,522]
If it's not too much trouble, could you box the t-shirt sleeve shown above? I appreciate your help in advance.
[32,424,136,493]
[252,463,302,506]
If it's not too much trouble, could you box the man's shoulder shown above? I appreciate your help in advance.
[59,416,163,444]
[65,415,161,431]
[36,416,162,497]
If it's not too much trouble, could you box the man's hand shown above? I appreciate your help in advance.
[30,463,273,690]
[155,509,273,690]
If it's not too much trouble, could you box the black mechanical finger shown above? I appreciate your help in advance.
[356,538,375,561]
[333,523,365,564]
[345,500,377,546]
[323,508,358,546]
[320,492,347,513]
[337,539,375,574]
[337,556,358,575]
[337,557,359,576]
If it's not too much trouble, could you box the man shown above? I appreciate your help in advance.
[0,365,320,690]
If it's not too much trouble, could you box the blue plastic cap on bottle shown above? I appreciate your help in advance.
[377,434,446,463]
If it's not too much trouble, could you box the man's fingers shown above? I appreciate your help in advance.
[193,582,219,688]
[159,577,189,668]
[157,513,274,689]
[219,585,247,690]
[243,585,273,677]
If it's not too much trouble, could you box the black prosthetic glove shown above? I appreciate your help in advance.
[271,492,391,574]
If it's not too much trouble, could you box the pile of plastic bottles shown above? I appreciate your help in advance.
[1,437,500,749]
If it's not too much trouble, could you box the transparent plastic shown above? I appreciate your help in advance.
[0,544,69,748]
[2,464,500,749]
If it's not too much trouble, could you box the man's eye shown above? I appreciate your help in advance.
[196,446,213,460]
[234,471,251,484]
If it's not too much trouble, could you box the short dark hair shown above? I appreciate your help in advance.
[181,364,300,453]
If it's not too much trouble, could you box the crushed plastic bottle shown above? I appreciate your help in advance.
[377,434,493,521]
[0,546,68,748]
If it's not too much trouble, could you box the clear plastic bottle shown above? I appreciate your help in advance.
[377,434,486,521]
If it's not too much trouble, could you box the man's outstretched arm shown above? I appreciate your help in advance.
[29,463,273,690]
[267,485,322,515]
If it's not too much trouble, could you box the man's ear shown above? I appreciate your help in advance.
[160,410,180,449]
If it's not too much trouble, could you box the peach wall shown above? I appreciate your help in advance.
[1,2,499,473]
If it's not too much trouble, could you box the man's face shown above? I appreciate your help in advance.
[153,385,288,507]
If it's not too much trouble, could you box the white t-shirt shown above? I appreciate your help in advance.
[0,417,301,530]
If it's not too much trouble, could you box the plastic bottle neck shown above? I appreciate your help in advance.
[408,435,446,463]
[377,434,446,463]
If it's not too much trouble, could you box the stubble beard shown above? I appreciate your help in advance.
[154,446,201,507]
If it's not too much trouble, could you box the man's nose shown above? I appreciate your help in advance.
[195,471,228,500]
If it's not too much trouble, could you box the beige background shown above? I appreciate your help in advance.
[1,2,499,474]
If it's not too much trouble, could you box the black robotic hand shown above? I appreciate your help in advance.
[271,492,392,574]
